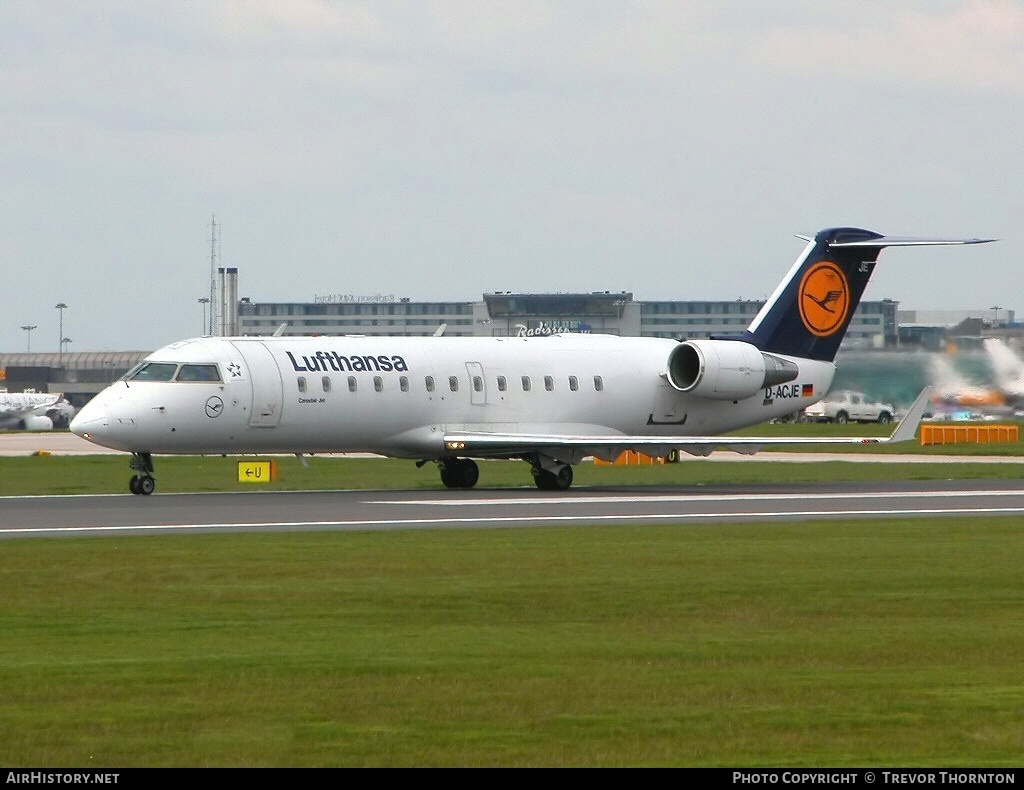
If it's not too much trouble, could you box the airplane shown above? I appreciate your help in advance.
[926,353,1006,409]
[0,390,72,430]
[70,227,993,495]
[926,339,1024,415]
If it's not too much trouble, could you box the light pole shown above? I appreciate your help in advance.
[55,302,67,364]
[21,325,37,352]
[198,298,210,335]
[991,306,1002,327]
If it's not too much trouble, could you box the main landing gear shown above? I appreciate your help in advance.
[128,452,156,496]
[423,455,575,491]
[438,457,480,489]
[531,462,573,491]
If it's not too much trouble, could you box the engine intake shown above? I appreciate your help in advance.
[666,340,798,400]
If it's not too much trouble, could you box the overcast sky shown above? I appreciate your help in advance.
[3,1,1021,352]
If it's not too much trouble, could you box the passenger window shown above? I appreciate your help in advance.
[297,377,307,393]
[177,364,221,382]
[473,376,483,392]
[374,376,383,392]
[129,362,177,381]
[348,376,357,392]
[594,375,604,392]
[544,375,554,391]
[400,376,409,392]
[497,376,507,392]
[322,376,331,392]
[449,375,459,392]
[569,375,579,391]
[426,376,435,393]
[522,376,531,392]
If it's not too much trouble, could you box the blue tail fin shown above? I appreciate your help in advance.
[737,227,994,362]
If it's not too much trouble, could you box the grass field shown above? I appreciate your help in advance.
[1,430,1023,767]
[2,518,1023,767]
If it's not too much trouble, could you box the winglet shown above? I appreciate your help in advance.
[884,386,933,444]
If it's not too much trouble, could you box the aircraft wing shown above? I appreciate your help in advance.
[444,387,933,458]
[0,393,60,417]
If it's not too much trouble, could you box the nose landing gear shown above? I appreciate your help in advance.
[128,452,156,496]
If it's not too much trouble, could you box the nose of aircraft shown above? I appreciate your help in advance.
[70,399,107,436]
[69,396,109,439]
[70,385,138,450]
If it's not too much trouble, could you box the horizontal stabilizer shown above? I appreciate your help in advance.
[794,234,996,247]
[830,236,996,248]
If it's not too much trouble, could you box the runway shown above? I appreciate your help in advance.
[4,480,1024,540]
[3,431,1024,540]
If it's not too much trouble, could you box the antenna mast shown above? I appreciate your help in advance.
[208,215,218,335]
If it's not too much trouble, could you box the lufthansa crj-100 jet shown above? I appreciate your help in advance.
[71,227,992,495]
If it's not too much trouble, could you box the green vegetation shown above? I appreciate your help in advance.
[2,427,1022,766]
[1,519,1022,767]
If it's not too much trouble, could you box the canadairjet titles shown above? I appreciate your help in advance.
[285,350,409,373]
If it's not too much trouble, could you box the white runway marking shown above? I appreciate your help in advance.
[5,506,1024,537]
[380,489,1024,506]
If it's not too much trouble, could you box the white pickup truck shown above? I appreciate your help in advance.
[802,390,896,424]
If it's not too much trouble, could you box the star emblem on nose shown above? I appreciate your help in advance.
[227,363,242,378]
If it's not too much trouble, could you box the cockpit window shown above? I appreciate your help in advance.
[176,364,222,382]
[128,362,178,381]
[120,363,146,381]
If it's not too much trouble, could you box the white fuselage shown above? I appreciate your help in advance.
[71,333,836,457]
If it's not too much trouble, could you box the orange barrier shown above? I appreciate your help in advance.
[594,449,679,466]
[920,424,1019,446]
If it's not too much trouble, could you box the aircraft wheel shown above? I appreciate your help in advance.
[458,459,480,488]
[533,464,573,491]
[129,477,141,495]
[834,411,849,424]
[138,475,156,496]
[440,458,479,489]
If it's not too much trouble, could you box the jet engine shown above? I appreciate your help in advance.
[19,415,54,431]
[665,339,798,400]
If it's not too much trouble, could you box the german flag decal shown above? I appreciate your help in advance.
[798,261,849,337]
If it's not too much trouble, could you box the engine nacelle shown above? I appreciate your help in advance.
[20,415,54,431]
[665,339,798,400]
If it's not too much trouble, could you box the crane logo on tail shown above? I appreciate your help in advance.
[798,261,849,337]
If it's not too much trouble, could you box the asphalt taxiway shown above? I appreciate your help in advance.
[4,480,1024,540]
